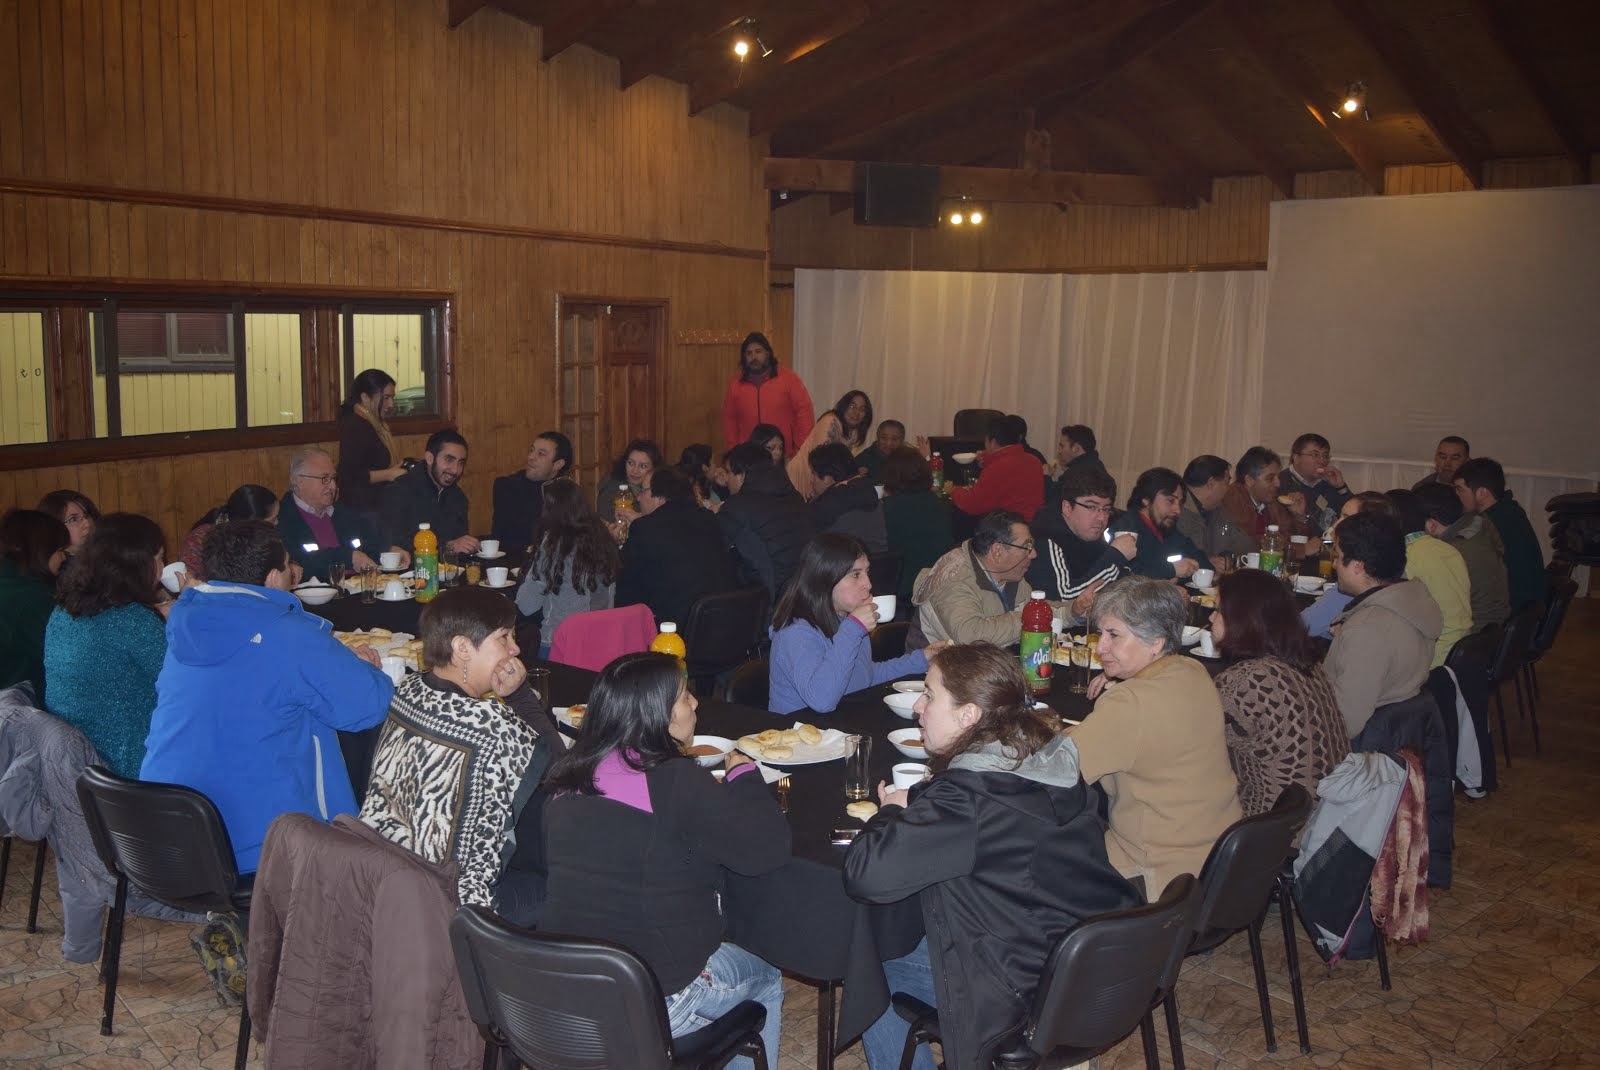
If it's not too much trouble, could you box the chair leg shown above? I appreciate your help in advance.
[1530,662,1542,701]
[100,873,128,1036]
[1375,933,1392,992]
[1277,880,1311,1054]
[896,1020,917,1070]
[1492,687,1512,766]
[234,1000,251,1070]
[1138,1011,1161,1070]
[745,1031,770,1070]
[480,1041,496,1070]
[0,835,10,912]
[1513,670,1528,722]
[1522,667,1543,754]
[26,838,47,933]
[1163,990,1186,1070]
[815,980,836,1070]
[1246,919,1278,1053]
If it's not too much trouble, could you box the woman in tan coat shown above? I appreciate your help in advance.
[1070,576,1242,897]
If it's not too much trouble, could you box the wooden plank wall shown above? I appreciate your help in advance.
[0,0,769,549]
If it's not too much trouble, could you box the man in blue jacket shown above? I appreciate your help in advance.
[141,521,393,873]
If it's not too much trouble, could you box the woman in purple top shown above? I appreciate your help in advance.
[768,534,948,715]
[541,653,790,1068]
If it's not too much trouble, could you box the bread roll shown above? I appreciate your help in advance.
[796,724,823,745]
[760,743,793,760]
[845,801,878,820]
[368,628,393,638]
[779,729,802,746]
[755,729,782,746]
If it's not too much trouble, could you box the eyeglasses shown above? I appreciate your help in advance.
[296,472,338,486]
[1295,450,1330,462]
[1069,500,1114,516]
[63,512,91,526]
[999,538,1036,553]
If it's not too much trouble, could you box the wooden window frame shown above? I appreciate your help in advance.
[0,277,455,471]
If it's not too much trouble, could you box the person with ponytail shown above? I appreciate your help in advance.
[336,368,407,513]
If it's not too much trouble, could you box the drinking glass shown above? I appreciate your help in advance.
[441,551,460,588]
[1069,640,1091,695]
[359,564,377,604]
[843,734,872,801]
[1285,554,1302,582]
[526,666,551,712]
[329,563,346,596]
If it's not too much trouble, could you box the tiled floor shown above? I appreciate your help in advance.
[3,600,1596,1069]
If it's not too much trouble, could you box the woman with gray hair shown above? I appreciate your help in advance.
[1068,576,1241,897]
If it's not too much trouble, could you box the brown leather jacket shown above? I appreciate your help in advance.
[1220,481,1312,543]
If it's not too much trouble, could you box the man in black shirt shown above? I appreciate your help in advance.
[381,428,477,553]
[616,467,741,626]
[490,431,572,551]
[1027,466,1134,620]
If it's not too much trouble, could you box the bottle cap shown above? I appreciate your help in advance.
[619,484,628,489]
[419,523,431,530]
[1265,524,1279,532]
[1030,590,1047,599]
[660,622,678,633]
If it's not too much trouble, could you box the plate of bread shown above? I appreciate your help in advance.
[552,704,587,733]
[735,721,848,765]
[334,629,424,671]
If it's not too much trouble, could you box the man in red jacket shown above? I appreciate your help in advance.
[721,332,814,456]
[949,415,1046,521]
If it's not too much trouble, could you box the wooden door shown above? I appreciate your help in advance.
[558,300,666,497]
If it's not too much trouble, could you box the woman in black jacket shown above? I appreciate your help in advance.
[716,441,816,600]
[844,644,1142,1070]
[541,653,791,1067]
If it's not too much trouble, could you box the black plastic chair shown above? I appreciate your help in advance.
[870,621,910,662]
[868,552,903,598]
[450,904,769,1070]
[76,766,253,1070]
[1445,623,1504,781]
[1488,601,1544,759]
[0,835,49,933]
[1164,786,1312,1066]
[952,408,1005,439]
[719,659,771,710]
[894,874,1200,1070]
[1524,577,1578,711]
[684,586,770,694]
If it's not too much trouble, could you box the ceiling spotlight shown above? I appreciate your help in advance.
[949,211,965,225]
[1334,81,1369,121]
[732,18,772,62]
[942,197,988,228]
[968,209,984,224]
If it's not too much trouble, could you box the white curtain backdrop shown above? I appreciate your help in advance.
[793,268,1269,503]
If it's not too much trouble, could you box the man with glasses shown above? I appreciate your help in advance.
[1028,467,1134,619]
[1281,433,1351,532]
[909,510,1038,651]
[278,446,410,582]
[1107,468,1207,581]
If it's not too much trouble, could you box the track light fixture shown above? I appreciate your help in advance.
[942,197,988,227]
[1333,81,1369,121]
[731,18,772,61]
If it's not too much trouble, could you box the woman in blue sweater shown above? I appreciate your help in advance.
[768,534,946,714]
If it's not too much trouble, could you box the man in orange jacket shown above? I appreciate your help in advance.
[721,332,814,456]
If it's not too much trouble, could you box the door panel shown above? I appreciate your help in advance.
[558,300,665,499]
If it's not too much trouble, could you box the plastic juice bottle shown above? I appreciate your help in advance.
[1020,591,1054,696]
[930,453,945,494]
[613,484,635,515]
[651,621,687,674]
[1259,524,1285,578]
[414,523,439,603]
[1319,537,1336,579]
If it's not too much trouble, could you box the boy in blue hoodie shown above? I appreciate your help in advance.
[141,521,393,873]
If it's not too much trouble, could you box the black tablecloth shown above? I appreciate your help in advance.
[305,576,518,634]
[538,661,924,1051]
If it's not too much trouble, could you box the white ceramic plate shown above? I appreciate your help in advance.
[686,734,735,768]
[882,692,920,719]
[478,579,517,589]
[552,705,586,733]
[735,724,850,766]
[377,589,415,602]
[951,452,977,464]
[477,550,507,560]
[887,727,927,760]
[1190,648,1221,660]
[891,679,926,694]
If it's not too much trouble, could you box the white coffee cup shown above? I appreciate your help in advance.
[486,566,509,586]
[1199,630,1216,657]
[892,763,929,791]
[1191,568,1216,588]
[871,594,897,621]
[479,539,500,556]
[380,656,406,685]
[160,561,187,594]
[379,551,402,570]
[1290,535,1309,546]
[383,578,406,600]
[1243,552,1261,569]
[874,484,885,500]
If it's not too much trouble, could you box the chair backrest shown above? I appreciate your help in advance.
[683,585,769,673]
[1445,622,1501,683]
[868,552,903,597]
[719,658,770,709]
[870,621,909,662]
[1025,873,1200,1057]
[1530,578,1578,657]
[953,408,1005,439]
[548,604,658,672]
[1190,785,1312,942]
[1488,601,1543,684]
[75,765,241,915]
[450,904,673,1070]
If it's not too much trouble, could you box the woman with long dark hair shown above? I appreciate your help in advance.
[833,390,874,454]
[1212,568,1349,816]
[748,423,787,466]
[596,438,665,525]
[768,533,938,714]
[0,509,70,694]
[37,489,100,555]
[335,368,407,513]
[541,652,790,1068]
[845,643,1142,1070]
[43,513,169,778]
[514,479,618,657]
[179,484,279,581]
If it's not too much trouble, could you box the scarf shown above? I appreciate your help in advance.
[355,401,396,469]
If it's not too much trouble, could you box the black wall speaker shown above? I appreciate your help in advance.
[853,162,941,228]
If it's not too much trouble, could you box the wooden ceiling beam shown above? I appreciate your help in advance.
[762,157,1171,208]
[688,2,878,116]
[1329,0,1487,189]
[537,0,635,62]
[1142,51,1295,198]
[1068,99,1212,208]
[445,0,488,29]
[1469,0,1590,183]
[1225,7,1386,193]
[776,0,1188,159]
[616,1,748,90]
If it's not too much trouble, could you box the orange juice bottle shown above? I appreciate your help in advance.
[650,621,686,674]
[414,523,439,603]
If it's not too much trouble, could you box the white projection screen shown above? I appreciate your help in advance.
[1261,185,1600,478]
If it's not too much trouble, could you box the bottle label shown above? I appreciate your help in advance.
[1020,632,1053,694]
[1260,551,1283,577]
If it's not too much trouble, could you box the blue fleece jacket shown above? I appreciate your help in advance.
[768,616,928,715]
[140,581,393,872]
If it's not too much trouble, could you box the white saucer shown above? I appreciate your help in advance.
[1190,648,1220,660]
[478,579,516,589]
[477,550,507,560]
[377,591,415,602]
